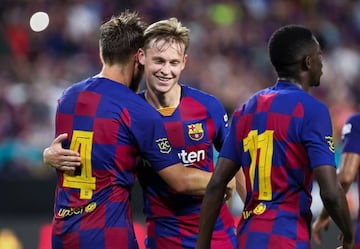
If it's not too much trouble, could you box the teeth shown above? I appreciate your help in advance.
[157,76,171,80]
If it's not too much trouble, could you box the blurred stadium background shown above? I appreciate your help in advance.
[1,0,360,248]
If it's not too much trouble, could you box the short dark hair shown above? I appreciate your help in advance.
[268,25,317,77]
[99,10,147,65]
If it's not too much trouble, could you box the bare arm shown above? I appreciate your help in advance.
[235,168,246,203]
[313,153,360,246]
[313,165,354,248]
[196,157,239,249]
[158,164,235,197]
[338,153,360,192]
[157,165,212,195]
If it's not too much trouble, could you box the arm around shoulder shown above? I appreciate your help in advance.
[157,163,212,195]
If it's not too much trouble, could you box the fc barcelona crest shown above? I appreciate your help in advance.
[187,123,204,141]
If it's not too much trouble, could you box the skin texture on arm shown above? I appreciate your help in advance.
[312,152,360,246]
[235,168,246,203]
[313,165,354,249]
[196,157,239,249]
[157,164,213,195]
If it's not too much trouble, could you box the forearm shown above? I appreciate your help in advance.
[196,182,225,249]
[180,167,212,195]
[158,164,212,195]
[321,183,353,243]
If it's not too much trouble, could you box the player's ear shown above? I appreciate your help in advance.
[137,48,145,66]
[181,54,188,70]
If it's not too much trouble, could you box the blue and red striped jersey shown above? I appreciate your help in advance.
[220,81,336,249]
[137,85,237,249]
[52,77,181,249]
[341,113,360,247]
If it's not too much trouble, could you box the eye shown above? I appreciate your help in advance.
[170,61,180,66]
[153,59,163,64]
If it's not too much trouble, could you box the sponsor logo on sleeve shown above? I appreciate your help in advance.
[341,123,352,139]
[325,136,335,153]
[156,138,172,154]
[187,123,204,141]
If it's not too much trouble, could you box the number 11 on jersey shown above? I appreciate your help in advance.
[243,129,274,200]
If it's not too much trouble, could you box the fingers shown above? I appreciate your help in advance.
[59,149,80,157]
[59,166,77,173]
[223,187,233,201]
[52,133,68,145]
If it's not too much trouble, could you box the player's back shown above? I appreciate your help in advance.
[52,77,177,249]
[229,81,335,248]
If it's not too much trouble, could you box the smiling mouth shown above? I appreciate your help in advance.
[156,75,172,82]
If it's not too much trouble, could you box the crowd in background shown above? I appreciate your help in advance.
[1,0,360,178]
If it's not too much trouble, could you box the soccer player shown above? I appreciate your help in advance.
[312,113,360,248]
[135,18,237,249]
[195,25,354,249]
[48,11,219,249]
[44,18,238,249]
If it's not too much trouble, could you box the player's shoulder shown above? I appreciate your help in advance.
[346,113,360,124]
[181,84,223,106]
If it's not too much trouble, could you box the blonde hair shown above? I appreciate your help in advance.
[143,18,190,53]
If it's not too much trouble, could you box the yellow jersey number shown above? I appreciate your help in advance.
[243,130,274,200]
[63,130,96,199]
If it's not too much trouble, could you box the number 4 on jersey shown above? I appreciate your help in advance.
[63,130,96,199]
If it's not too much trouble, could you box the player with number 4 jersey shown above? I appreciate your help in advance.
[49,12,215,249]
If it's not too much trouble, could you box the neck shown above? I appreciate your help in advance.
[95,63,133,87]
[277,77,307,91]
[145,84,181,109]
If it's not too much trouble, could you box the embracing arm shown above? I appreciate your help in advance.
[157,164,235,197]
[43,133,81,171]
[195,157,239,249]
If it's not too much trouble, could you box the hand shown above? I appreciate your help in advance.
[43,133,81,172]
[224,177,236,201]
[312,216,331,245]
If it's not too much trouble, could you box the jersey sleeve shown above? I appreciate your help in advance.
[209,97,229,152]
[342,114,360,154]
[131,107,181,171]
[219,110,242,166]
[301,101,336,168]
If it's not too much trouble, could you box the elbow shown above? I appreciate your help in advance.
[338,173,354,189]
